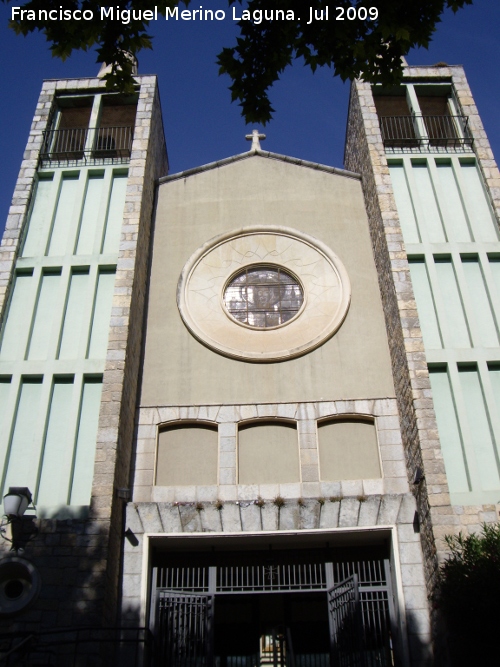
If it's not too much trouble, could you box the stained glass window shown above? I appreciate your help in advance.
[223,265,304,328]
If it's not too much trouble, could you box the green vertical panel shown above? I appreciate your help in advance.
[2,379,43,495]
[489,366,500,414]
[490,258,500,321]
[0,274,34,361]
[37,379,74,506]
[461,259,499,347]
[87,270,115,359]
[434,259,471,348]
[47,174,79,256]
[460,163,498,242]
[408,259,442,348]
[429,368,469,493]
[0,378,11,430]
[412,163,447,242]
[101,173,127,254]
[389,164,420,243]
[27,272,61,360]
[58,271,89,360]
[22,177,54,257]
[436,163,471,242]
[75,174,105,255]
[70,378,102,505]
[459,367,500,490]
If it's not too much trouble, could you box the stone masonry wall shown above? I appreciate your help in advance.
[90,76,168,627]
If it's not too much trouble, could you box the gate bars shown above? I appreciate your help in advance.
[150,560,398,666]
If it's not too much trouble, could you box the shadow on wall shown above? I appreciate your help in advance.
[0,515,450,666]
[0,516,143,666]
[405,609,433,667]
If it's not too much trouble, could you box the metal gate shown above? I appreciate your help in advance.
[154,592,214,667]
[328,575,363,667]
[327,574,393,667]
[151,560,396,667]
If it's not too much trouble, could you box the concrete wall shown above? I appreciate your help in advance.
[141,155,395,406]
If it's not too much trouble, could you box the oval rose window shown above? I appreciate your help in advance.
[223,265,304,329]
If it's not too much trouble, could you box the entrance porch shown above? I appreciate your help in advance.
[149,535,399,667]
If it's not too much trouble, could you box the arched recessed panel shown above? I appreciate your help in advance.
[318,419,381,481]
[238,421,299,484]
[156,424,218,486]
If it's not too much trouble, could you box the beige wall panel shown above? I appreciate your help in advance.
[156,425,218,486]
[238,422,300,484]
[318,420,381,481]
[142,156,395,405]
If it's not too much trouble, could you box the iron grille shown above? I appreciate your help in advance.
[217,563,326,592]
[328,577,392,667]
[332,560,387,588]
[152,560,395,667]
[328,576,362,667]
[40,126,133,164]
[156,593,214,667]
[379,114,473,151]
[359,590,391,660]
[295,656,329,667]
[156,566,210,592]
[154,560,388,595]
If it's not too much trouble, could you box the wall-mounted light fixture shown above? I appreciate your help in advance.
[1,488,37,553]
[3,487,33,521]
[413,467,425,485]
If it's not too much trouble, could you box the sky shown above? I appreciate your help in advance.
[0,0,499,237]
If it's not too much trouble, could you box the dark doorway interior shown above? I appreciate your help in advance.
[214,592,330,667]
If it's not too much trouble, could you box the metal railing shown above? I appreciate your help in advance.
[379,114,473,151]
[40,126,134,163]
[218,562,326,592]
[154,560,388,595]
[0,626,152,666]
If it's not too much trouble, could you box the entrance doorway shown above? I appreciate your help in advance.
[150,547,397,667]
[214,592,330,667]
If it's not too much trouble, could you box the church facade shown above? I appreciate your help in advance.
[0,61,499,666]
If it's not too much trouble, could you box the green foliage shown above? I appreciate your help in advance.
[438,524,500,666]
[220,0,473,123]
[2,0,473,123]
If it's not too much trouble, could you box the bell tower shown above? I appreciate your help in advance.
[0,66,167,639]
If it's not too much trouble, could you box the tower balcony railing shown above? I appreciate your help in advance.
[379,114,473,151]
[40,125,134,164]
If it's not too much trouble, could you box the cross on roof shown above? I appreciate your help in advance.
[245,129,266,152]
